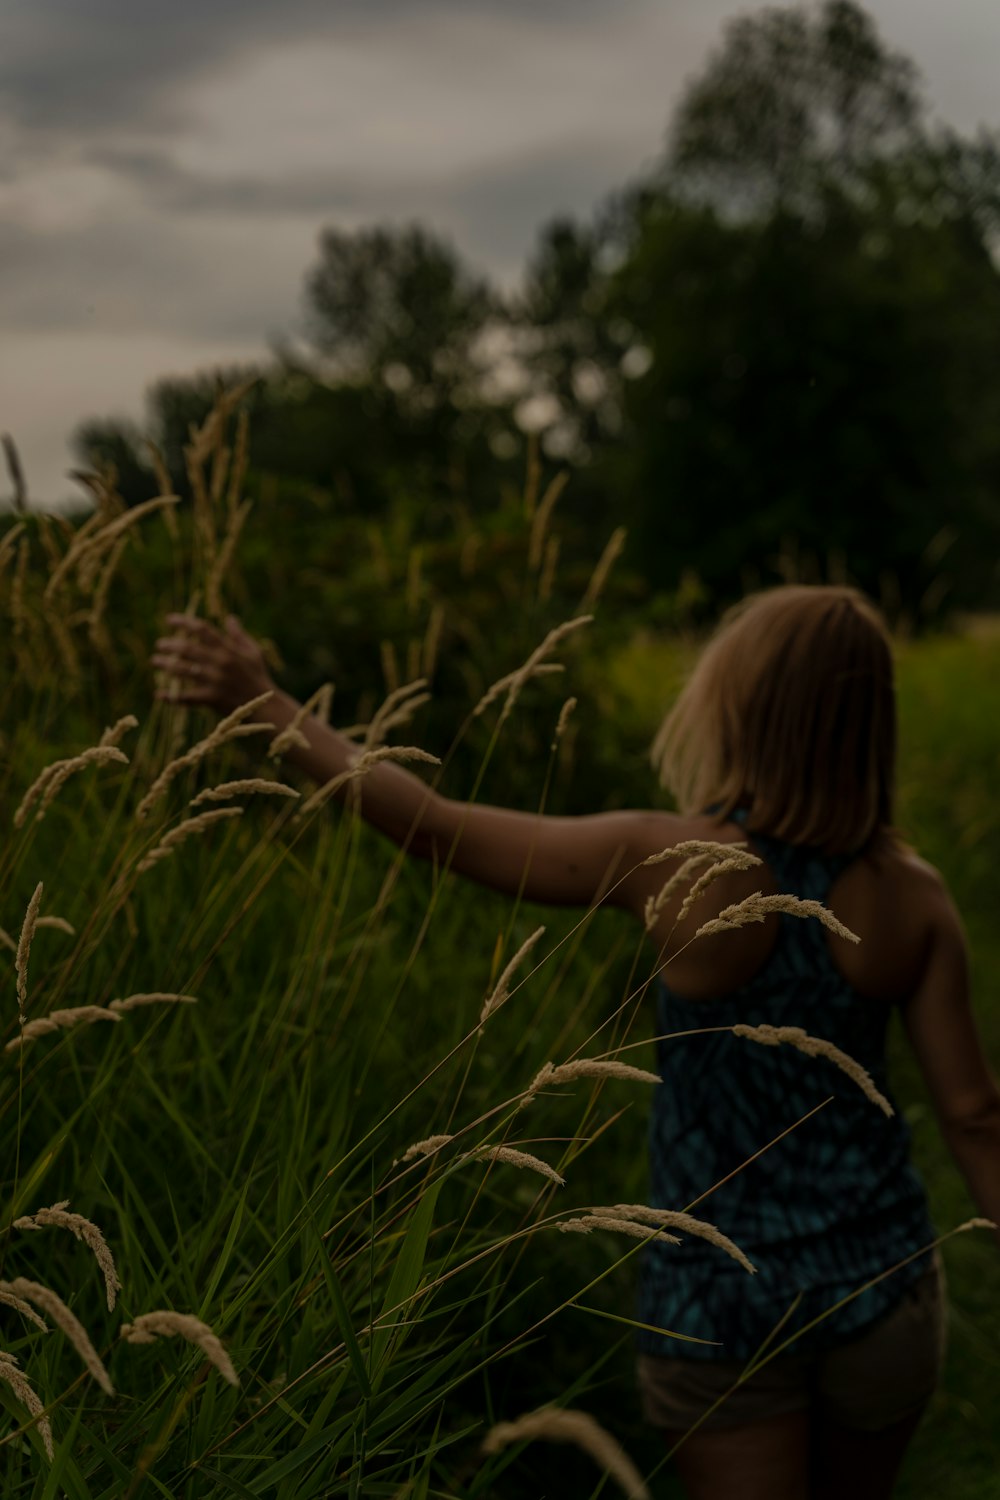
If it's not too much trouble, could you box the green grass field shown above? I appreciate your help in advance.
[1,438,997,1496]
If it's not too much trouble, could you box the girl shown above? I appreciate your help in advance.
[151,583,1000,1500]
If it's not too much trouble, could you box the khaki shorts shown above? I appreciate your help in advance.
[637,1249,947,1434]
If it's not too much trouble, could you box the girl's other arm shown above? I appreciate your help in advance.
[900,874,1000,1251]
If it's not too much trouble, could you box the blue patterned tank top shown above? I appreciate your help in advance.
[636,805,937,1363]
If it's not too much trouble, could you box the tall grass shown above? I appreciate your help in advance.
[0,395,996,1496]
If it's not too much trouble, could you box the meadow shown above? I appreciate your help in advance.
[0,397,998,1497]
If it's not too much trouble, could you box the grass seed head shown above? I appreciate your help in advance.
[464,1145,565,1187]
[695,892,861,944]
[641,839,751,868]
[120,1310,239,1386]
[0,1350,53,1460]
[99,714,139,748]
[529,1058,661,1094]
[135,807,243,874]
[108,992,197,1013]
[480,926,546,1028]
[731,1022,893,1117]
[8,1005,122,1050]
[609,1205,756,1273]
[557,1213,682,1245]
[15,882,43,1023]
[13,1201,122,1311]
[397,1134,453,1164]
[0,1289,49,1332]
[2,1279,113,1395]
[189,778,299,808]
[482,1406,650,1500]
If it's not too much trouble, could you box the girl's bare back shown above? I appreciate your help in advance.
[643,809,937,1007]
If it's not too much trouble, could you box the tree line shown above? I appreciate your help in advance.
[73,1,1000,632]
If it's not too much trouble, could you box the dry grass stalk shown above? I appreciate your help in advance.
[397,1134,453,1163]
[473,617,591,726]
[675,850,763,923]
[482,1406,650,1500]
[363,678,429,750]
[145,442,178,537]
[464,1145,565,1187]
[267,683,335,759]
[552,697,577,751]
[17,746,129,827]
[13,1201,122,1311]
[380,640,400,694]
[108,992,197,1012]
[405,546,422,615]
[0,1351,53,1461]
[581,526,627,611]
[226,408,251,517]
[529,1058,661,1093]
[557,1214,682,1246]
[609,1205,757,1274]
[0,1289,49,1331]
[538,533,560,603]
[1,433,28,510]
[206,499,252,620]
[36,515,62,571]
[421,603,445,678]
[644,853,720,931]
[298,746,440,820]
[732,1023,893,1117]
[44,494,180,600]
[0,927,15,953]
[135,689,274,820]
[136,807,243,873]
[955,1217,997,1234]
[0,520,26,568]
[10,538,29,636]
[480,926,546,1028]
[522,430,542,514]
[88,534,129,647]
[15,882,43,1023]
[499,615,593,726]
[190,778,299,808]
[641,838,752,868]
[35,917,75,936]
[695,892,860,945]
[121,1310,239,1386]
[528,471,570,569]
[7,1006,122,1050]
[33,747,128,828]
[99,714,139,748]
[2,1279,113,1395]
[472,662,564,719]
[46,608,82,684]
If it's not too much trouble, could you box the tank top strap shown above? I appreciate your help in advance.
[703,804,857,977]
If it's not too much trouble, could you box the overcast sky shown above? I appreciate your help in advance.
[2,0,998,506]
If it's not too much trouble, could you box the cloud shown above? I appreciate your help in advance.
[0,0,619,137]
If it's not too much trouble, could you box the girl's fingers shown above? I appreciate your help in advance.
[165,613,221,640]
[151,654,218,680]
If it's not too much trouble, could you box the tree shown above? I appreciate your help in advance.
[666,0,921,213]
[303,223,498,409]
[584,0,1000,627]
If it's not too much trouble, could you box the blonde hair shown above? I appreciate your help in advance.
[651,584,912,860]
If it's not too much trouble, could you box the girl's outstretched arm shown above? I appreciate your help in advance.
[151,614,673,913]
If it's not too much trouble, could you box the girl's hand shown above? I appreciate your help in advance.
[151,614,276,715]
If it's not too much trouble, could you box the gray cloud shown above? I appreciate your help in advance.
[1,0,616,136]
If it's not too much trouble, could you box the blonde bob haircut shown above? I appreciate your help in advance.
[651,584,913,861]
